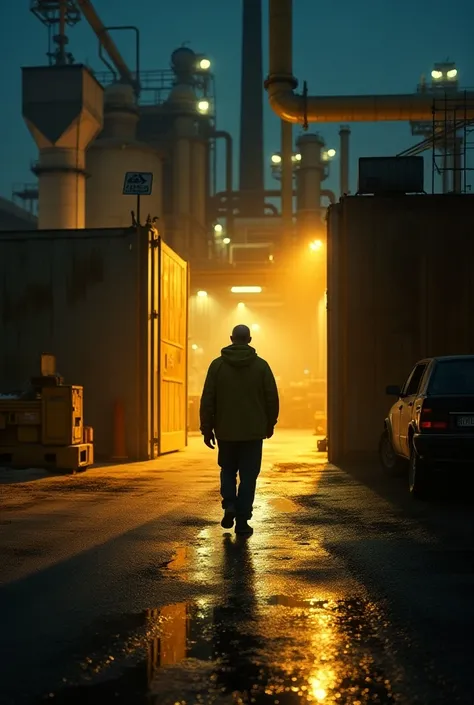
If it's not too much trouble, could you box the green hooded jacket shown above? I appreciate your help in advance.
[199,344,279,442]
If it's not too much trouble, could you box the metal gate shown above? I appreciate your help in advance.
[158,240,188,455]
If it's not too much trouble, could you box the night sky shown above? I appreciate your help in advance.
[0,0,472,202]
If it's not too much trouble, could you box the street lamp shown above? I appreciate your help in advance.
[309,239,323,252]
[198,58,211,71]
[214,223,223,235]
[322,148,336,162]
[231,286,262,294]
[197,99,210,114]
[223,237,231,245]
[197,290,208,298]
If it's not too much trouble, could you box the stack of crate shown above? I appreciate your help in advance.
[0,354,93,471]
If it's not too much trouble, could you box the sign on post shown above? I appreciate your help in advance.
[123,172,153,196]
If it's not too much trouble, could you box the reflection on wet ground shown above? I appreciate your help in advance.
[42,537,396,704]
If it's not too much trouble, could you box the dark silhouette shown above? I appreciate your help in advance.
[200,324,279,536]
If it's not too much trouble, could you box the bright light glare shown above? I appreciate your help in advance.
[327,148,336,158]
[223,237,231,245]
[431,70,443,79]
[268,254,274,261]
[199,58,211,70]
[304,369,310,375]
[237,302,246,310]
[197,290,208,298]
[271,154,282,164]
[231,286,262,294]
[214,223,223,234]
[293,152,302,161]
[447,68,458,78]
[192,344,199,350]
[251,323,260,332]
[197,100,210,114]
[309,239,323,252]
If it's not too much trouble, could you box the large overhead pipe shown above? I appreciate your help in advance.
[339,125,350,196]
[265,0,474,123]
[239,0,264,215]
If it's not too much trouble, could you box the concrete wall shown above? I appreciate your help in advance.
[327,194,474,463]
[0,227,143,460]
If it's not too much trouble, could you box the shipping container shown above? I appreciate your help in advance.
[327,194,474,463]
[358,156,424,195]
[0,227,188,460]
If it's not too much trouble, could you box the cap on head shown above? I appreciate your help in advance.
[231,324,251,344]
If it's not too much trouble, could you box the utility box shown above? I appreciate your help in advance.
[358,156,424,195]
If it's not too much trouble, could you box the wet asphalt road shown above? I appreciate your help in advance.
[0,431,473,705]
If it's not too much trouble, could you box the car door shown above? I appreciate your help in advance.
[399,362,429,457]
[389,396,403,454]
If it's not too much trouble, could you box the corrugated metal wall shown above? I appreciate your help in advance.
[0,228,188,461]
[327,194,474,463]
[0,227,143,459]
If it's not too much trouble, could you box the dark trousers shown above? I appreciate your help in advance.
[217,439,263,520]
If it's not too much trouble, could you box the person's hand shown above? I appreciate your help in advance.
[266,426,274,439]
[203,432,216,449]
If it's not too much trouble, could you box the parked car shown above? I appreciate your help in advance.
[379,355,474,499]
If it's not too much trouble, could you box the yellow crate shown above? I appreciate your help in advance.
[0,443,93,472]
[41,386,83,446]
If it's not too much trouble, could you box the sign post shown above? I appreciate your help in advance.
[122,172,154,226]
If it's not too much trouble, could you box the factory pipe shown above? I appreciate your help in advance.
[213,130,234,235]
[77,1,136,89]
[215,188,336,204]
[280,119,294,247]
[265,0,474,123]
[321,189,336,204]
[339,125,350,196]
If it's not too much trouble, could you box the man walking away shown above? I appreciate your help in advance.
[200,324,279,536]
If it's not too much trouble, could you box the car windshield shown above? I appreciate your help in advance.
[428,359,474,395]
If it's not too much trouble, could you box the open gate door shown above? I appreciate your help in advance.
[158,241,188,454]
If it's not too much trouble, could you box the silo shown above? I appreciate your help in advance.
[166,76,208,260]
[86,83,163,229]
[22,64,103,230]
[295,133,325,239]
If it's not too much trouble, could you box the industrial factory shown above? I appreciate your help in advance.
[1,0,474,467]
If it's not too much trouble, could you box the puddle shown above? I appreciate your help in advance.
[40,597,397,704]
[267,497,299,513]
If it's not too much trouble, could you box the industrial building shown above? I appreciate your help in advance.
[1,0,473,463]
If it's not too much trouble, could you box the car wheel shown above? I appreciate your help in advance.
[379,430,402,475]
[409,447,430,500]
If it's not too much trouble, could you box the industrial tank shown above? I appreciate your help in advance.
[86,83,163,229]
[166,78,209,261]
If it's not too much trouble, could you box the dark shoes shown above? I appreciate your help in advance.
[221,508,253,536]
[235,519,253,536]
[221,507,236,529]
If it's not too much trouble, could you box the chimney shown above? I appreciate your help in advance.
[239,0,264,217]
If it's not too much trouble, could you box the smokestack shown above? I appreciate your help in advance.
[239,0,264,216]
[339,125,351,196]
